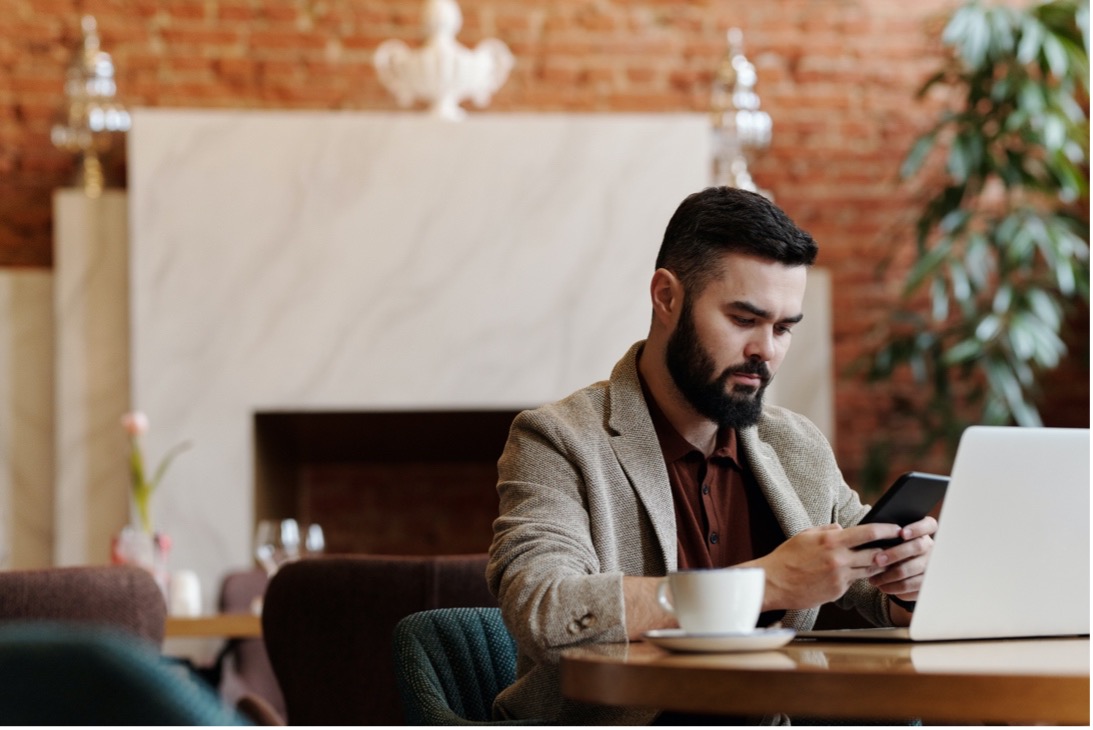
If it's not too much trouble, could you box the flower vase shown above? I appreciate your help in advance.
[111,525,170,599]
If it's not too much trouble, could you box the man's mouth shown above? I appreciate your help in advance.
[721,361,771,393]
[731,372,763,387]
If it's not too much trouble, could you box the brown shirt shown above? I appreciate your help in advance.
[640,374,787,625]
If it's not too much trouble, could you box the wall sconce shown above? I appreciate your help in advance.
[51,15,131,198]
[710,28,772,198]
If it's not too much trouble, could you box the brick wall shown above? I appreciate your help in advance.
[1,0,1086,486]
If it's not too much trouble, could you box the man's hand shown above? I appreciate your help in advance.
[868,516,937,614]
[745,522,903,611]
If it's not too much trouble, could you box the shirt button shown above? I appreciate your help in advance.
[701,484,710,495]
[709,532,719,544]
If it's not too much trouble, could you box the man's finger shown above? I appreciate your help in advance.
[899,516,939,541]
[843,522,902,548]
[874,535,933,566]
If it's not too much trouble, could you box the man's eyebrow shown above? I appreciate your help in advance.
[729,300,805,324]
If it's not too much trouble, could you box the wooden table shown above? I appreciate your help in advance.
[165,613,262,639]
[561,637,1090,725]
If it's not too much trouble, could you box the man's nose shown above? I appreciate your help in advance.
[743,328,775,361]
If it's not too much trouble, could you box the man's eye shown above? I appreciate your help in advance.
[732,316,754,326]
[775,325,793,335]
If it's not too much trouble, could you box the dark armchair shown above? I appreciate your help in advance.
[261,553,497,725]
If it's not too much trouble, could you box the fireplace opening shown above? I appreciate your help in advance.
[254,410,521,556]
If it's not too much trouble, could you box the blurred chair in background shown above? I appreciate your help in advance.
[0,565,166,646]
[260,553,496,725]
[393,607,541,725]
[215,567,286,722]
[0,624,246,725]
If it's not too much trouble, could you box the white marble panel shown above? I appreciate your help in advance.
[767,268,834,446]
[53,190,132,566]
[129,110,711,598]
[0,270,54,568]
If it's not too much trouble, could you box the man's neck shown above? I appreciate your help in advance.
[637,345,719,457]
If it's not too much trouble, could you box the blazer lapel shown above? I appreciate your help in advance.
[741,423,823,630]
[740,425,814,539]
[606,342,677,572]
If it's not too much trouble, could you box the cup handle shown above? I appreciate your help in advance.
[656,578,675,616]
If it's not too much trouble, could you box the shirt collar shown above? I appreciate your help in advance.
[637,368,740,466]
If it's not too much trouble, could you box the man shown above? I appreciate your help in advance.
[486,187,937,724]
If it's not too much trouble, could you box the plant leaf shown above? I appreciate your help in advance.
[1054,257,1077,296]
[943,338,983,364]
[961,7,993,68]
[901,133,937,179]
[964,232,993,289]
[1026,287,1063,330]
[976,313,1002,341]
[904,240,952,295]
[149,441,193,492]
[1017,15,1046,63]
[1007,312,1037,360]
[931,275,950,322]
[1043,112,1067,152]
[992,285,1014,315]
[1042,32,1070,77]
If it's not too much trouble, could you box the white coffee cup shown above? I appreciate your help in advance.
[168,569,203,617]
[656,567,765,634]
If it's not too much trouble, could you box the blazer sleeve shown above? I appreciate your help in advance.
[486,407,629,665]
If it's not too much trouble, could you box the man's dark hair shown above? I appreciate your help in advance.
[654,186,818,297]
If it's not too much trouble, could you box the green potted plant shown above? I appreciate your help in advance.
[865,0,1089,475]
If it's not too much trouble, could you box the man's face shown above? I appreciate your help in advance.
[665,252,807,429]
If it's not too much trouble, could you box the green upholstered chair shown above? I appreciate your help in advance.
[0,624,247,725]
[393,607,545,726]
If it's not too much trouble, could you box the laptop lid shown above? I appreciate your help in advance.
[908,426,1090,640]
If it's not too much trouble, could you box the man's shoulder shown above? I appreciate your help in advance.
[512,341,644,436]
[756,404,829,445]
[514,379,611,432]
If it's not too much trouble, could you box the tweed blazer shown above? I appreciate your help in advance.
[486,341,893,724]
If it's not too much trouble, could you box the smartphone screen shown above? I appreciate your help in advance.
[855,471,949,549]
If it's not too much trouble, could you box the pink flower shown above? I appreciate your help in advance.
[121,411,149,437]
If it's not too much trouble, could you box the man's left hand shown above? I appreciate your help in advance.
[867,516,937,604]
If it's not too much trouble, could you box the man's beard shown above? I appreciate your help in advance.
[664,301,771,430]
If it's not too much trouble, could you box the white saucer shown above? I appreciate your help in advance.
[643,627,796,653]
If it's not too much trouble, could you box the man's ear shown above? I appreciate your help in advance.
[650,268,684,327]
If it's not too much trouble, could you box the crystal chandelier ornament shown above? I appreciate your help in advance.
[373,0,514,121]
[50,15,131,198]
[710,28,772,197]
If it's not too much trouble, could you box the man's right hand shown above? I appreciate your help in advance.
[745,522,904,611]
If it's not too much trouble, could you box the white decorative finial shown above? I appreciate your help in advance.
[710,27,772,196]
[373,0,514,121]
[51,14,130,197]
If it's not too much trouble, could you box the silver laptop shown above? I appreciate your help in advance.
[799,425,1090,642]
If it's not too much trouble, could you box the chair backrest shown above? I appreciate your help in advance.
[261,553,496,725]
[0,624,245,724]
[393,607,525,725]
[0,565,166,646]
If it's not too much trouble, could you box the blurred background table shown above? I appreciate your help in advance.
[165,613,262,639]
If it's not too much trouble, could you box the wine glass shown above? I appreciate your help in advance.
[254,518,302,577]
[304,523,325,556]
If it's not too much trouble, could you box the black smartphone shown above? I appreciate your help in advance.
[854,471,949,549]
